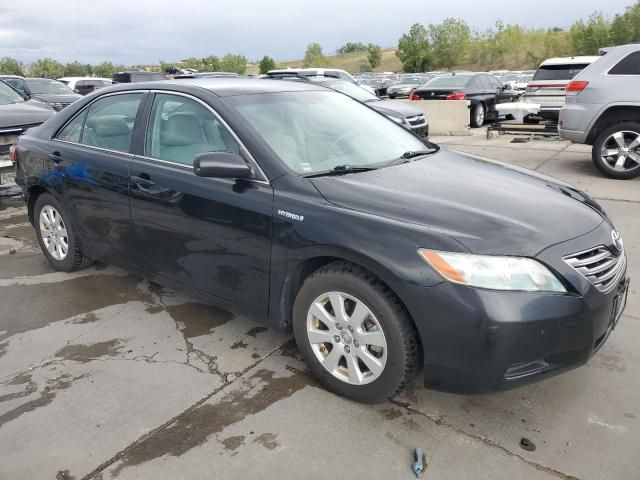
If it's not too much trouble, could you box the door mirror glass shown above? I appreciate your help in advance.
[194,152,252,178]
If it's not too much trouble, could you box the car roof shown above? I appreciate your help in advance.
[104,77,328,97]
[539,56,600,66]
[58,76,112,81]
[0,74,23,79]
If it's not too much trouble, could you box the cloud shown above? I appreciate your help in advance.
[0,0,632,65]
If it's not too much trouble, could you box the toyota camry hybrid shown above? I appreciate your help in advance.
[13,79,629,403]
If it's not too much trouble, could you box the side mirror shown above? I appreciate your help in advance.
[193,151,252,179]
[503,84,512,90]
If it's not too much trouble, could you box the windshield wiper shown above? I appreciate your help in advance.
[401,149,438,159]
[303,164,379,178]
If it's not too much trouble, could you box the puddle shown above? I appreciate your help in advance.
[55,339,123,363]
[166,302,233,339]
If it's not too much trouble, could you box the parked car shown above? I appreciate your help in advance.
[410,73,519,127]
[386,76,424,99]
[523,56,599,121]
[175,72,240,79]
[266,72,428,137]
[1,76,82,111]
[559,44,640,179]
[0,80,54,191]
[112,71,168,83]
[267,68,357,83]
[58,77,114,96]
[13,79,628,403]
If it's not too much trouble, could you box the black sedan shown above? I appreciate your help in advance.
[2,76,82,111]
[410,72,519,127]
[13,79,628,403]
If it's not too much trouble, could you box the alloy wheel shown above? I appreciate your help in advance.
[306,291,387,385]
[475,104,485,126]
[39,205,69,261]
[600,131,640,172]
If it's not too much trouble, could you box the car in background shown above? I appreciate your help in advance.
[0,80,54,193]
[410,72,519,127]
[112,71,168,83]
[267,72,428,137]
[268,68,357,83]
[500,73,533,92]
[523,56,599,121]
[559,44,640,179]
[58,77,114,96]
[1,76,82,111]
[175,72,240,79]
[386,76,424,99]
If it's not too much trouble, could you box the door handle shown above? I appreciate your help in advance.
[130,175,155,189]
[48,152,62,164]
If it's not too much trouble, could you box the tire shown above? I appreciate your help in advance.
[34,193,93,272]
[292,261,422,403]
[471,103,485,128]
[592,122,640,179]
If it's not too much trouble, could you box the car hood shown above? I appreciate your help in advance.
[310,149,604,256]
[0,101,55,128]
[31,93,82,103]
[368,100,423,118]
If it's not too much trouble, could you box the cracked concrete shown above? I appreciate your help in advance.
[0,134,639,480]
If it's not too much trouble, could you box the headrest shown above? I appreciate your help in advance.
[161,113,204,146]
[86,115,129,137]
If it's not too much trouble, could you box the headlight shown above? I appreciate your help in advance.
[387,115,404,125]
[418,249,566,292]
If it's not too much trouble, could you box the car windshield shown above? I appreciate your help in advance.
[0,81,25,105]
[227,90,431,175]
[423,75,471,88]
[532,64,590,81]
[401,77,422,84]
[27,79,75,94]
[322,80,379,103]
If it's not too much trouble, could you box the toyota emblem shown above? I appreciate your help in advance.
[612,230,624,252]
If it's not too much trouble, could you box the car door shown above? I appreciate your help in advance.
[129,92,273,313]
[51,91,145,261]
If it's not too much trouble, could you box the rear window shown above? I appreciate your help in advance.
[609,51,640,75]
[423,75,471,88]
[532,64,590,81]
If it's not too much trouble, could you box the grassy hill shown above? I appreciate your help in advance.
[247,48,403,75]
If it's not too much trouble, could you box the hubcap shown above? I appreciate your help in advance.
[475,105,485,125]
[39,205,68,261]
[600,131,640,172]
[306,291,387,385]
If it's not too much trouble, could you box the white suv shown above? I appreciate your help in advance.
[524,56,600,120]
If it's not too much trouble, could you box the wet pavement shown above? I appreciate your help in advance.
[0,134,638,479]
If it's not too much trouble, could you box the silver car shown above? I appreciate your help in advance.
[559,44,640,179]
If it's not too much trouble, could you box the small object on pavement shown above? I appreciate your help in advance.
[411,447,427,478]
[519,437,536,452]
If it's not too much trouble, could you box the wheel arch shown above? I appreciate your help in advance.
[26,184,48,226]
[586,105,640,145]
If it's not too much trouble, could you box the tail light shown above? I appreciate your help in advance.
[9,144,18,165]
[409,91,420,101]
[566,80,589,95]
[445,92,466,100]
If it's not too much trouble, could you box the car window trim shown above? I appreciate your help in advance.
[605,51,640,76]
[139,89,269,184]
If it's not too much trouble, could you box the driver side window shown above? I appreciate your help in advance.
[145,94,240,167]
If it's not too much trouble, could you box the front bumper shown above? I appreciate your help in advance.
[401,223,628,394]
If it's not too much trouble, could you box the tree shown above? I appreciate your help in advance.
[570,12,610,55]
[220,54,247,74]
[258,55,276,74]
[29,58,64,78]
[367,44,382,68]
[303,43,327,67]
[359,60,373,72]
[64,61,89,77]
[337,42,368,54]
[93,61,125,78]
[0,57,24,76]
[396,23,432,73]
[429,18,471,68]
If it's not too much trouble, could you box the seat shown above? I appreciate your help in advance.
[159,112,215,165]
[84,115,132,152]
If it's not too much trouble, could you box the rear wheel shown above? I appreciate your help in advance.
[471,103,485,128]
[292,261,422,403]
[592,122,640,179]
[34,193,93,271]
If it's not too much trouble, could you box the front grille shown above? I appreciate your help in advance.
[406,115,427,127]
[564,246,626,293]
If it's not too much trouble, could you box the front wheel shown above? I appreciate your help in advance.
[34,193,93,272]
[471,103,485,128]
[592,122,640,179]
[292,262,422,403]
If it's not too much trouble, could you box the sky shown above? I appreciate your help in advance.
[0,0,634,65]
